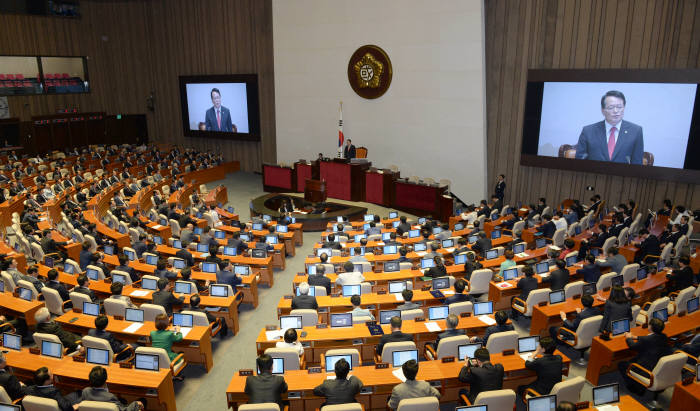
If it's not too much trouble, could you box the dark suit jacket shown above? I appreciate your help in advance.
[175,248,195,267]
[544,269,569,291]
[517,277,539,300]
[151,290,184,314]
[563,307,601,331]
[575,120,644,164]
[87,328,127,354]
[458,362,505,403]
[0,369,25,400]
[343,144,356,159]
[444,293,473,305]
[115,265,139,283]
[600,300,633,332]
[47,280,70,302]
[434,328,465,349]
[291,295,318,310]
[36,321,79,351]
[24,384,73,411]
[377,331,413,355]
[313,376,363,405]
[524,354,563,395]
[244,373,288,407]
[626,332,672,371]
[668,266,694,292]
[540,221,556,239]
[638,236,661,259]
[576,264,602,284]
[308,274,331,294]
[482,324,514,345]
[216,270,242,289]
[80,387,140,411]
[425,265,447,279]
[205,106,233,132]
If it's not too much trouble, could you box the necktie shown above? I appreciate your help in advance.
[216,110,221,130]
[607,126,616,160]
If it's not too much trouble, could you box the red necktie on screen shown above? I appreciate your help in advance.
[216,110,221,130]
[608,126,616,160]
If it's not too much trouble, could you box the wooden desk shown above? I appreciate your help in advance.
[263,164,296,192]
[0,292,44,326]
[226,352,570,411]
[670,381,700,410]
[578,395,647,411]
[585,310,700,385]
[55,311,214,372]
[6,348,176,411]
[319,159,370,202]
[204,185,228,207]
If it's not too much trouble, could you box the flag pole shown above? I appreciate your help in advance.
[337,101,344,158]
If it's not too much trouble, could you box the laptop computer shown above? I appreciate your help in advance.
[611,318,630,336]
[548,290,565,304]
[125,308,144,323]
[82,301,100,316]
[518,336,539,353]
[432,277,450,290]
[592,383,619,406]
[527,394,556,411]
[388,281,408,294]
[86,347,110,365]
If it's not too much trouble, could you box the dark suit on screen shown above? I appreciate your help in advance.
[575,120,644,164]
[205,106,233,132]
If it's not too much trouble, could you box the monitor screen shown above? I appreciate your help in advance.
[457,343,482,361]
[276,225,288,233]
[111,273,126,284]
[485,249,498,260]
[197,244,209,252]
[382,232,392,241]
[257,357,284,375]
[432,277,450,290]
[342,284,361,297]
[392,350,418,367]
[202,262,217,273]
[262,215,271,222]
[215,230,226,239]
[41,340,62,358]
[125,308,144,323]
[194,227,203,235]
[265,235,278,244]
[565,255,578,266]
[421,258,435,269]
[408,229,420,238]
[535,262,549,274]
[325,354,353,373]
[392,221,400,228]
[652,308,668,322]
[18,287,32,301]
[349,247,364,256]
[582,282,597,295]
[173,259,186,269]
[234,265,250,275]
[527,395,557,411]
[432,227,443,235]
[330,313,353,328]
[454,223,464,231]
[428,306,449,320]
[153,236,163,245]
[389,212,398,219]
[518,336,540,353]
[223,246,237,256]
[388,281,407,294]
[535,238,547,249]
[296,286,316,297]
[549,290,565,304]
[441,239,454,248]
[279,315,302,330]
[611,275,624,287]
[362,223,370,231]
[210,284,228,297]
[380,310,400,324]
[364,214,374,222]
[134,353,160,371]
[418,217,426,224]
[63,263,74,274]
[413,242,427,252]
[240,233,251,241]
[124,250,136,261]
[145,255,158,266]
[611,318,630,336]
[384,261,400,272]
[44,256,54,268]
[2,333,21,351]
[454,254,467,265]
[491,230,501,239]
[467,235,478,244]
[252,223,263,231]
[316,248,332,257]
[173,313,193,327]
[688,297,699,314]
[473,302,494,316]
[86,347,110,365]
[383,245,397,255]
[252,248,266,258]
[141,278,157,290]
[636,267,648,281]
[83,302,99,316]
[592,383,620,406]
[455,406,487,411]
[513,243,526,254]
[502,268,518,281]
[174,281,192,294]
[353,234,367,243]
[306,264,316,275]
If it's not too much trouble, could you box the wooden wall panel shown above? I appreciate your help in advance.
[485,0,700,214]
[0,0,274,172]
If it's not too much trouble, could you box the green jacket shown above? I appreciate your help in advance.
[149,330,183,361]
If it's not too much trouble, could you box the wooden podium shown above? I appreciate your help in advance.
[304,179,326,203]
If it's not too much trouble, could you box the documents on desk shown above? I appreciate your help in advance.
[392,368,407,382]
[416,251,426,257]
[424,322,442,332]
[123,323,143,333]
[152,224,162,229]
[519,353,532,362]
[596,405,620,411]
[395,293,404,301]
[179,327,192,338]
[130,290,149,297]
[516,252,529,258]
[478,315,496,325]
[496,282,513,289]
[265,330,283,341]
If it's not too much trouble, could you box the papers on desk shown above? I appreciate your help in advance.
[595,405,620,411]
[444,247,455,253]
[204,306,222,312]
[178,327,192,338]
[265,330,283,341]
[516,252,529,258]
[496,282,513,289]
[152,224,162,229]
[519,353,532,362]
[130,290,149,297]
[199,253,210,258]
[394,293,404,302]
[424,322,442,332]
[477,315,496,325]
[392,368,407,383]
[539,272,550,279]
[442,290,455,296]
[123,323,143,333]
[377,242,385,246]
[415,251,427,257]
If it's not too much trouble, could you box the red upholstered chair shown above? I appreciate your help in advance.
[62,73,70,79]
[45,73,54,79]
[0,74,5,80]
[15,74,24,80]
[6,74,14,80]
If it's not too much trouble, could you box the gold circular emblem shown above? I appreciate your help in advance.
[348,45,392,99]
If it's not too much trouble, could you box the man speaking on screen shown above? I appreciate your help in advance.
[205,88,236,132]
[575,90,643,165]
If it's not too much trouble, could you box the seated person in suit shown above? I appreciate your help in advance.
[348,247,369,264]
[153,259,177,281]
[387,359,440,409]
[34,307,80,353]
[589,224,609,248]
[24,367,77,411]
[377,316,414,356]
[511,265,538,319]
[430,314,465,351]
[216,260,243,290]
[549,294,600,343]
[595,246,627,275]
[313,358,363,406]
[291,282,318,310]
[599,286,633,332]
[397,246,410,263]
[458,347,504,404]
[152,278,185,314]
[107,281,136,308]
[543,259,569,291]
[618,318,672,395]
[78,366,143,411]
[0,352,25,401]
[424,255,447,278]
[517,336,563,397]
[349,294,374,320]
[179,267,207,293]
[175,245,195,267]
[666,256,694,294]
[498,249,517,274]
[397,289,421,311]
[71,274,97,302]
[474,232,492,258]
[633,229,661,263]
[276,328,304,357]
[244,354,288,407]
[150,313,184,367]
[539,214,556,240]
[45,268,71,305]
[308,264,331,294]
[463,253,483,281]
[322,233,342,250]
[88,315,133,362]
[335,261,364,286]
[444,279,473,305]
[576,253,602,284]
[114,254,138,283]
[189,294,228,337]
[679,334,700,357]
[471,310,513,345]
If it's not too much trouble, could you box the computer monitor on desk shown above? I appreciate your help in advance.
[593,383,619,406]
[527,394,556,411]
[388,281,407,294]
[325,354,353,373]
[611,318,630,336]
[392,349,418,367]
[330,313,352,328]
[428,306,449,320]
[457,343,481,360]
[380,310,400,324]
[473,302,493,316]
[279,315,302,331]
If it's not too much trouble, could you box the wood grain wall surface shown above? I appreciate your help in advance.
[0,0,274,172]
[485,0,699,214]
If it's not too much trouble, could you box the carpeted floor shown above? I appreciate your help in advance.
[175,171,670,411]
